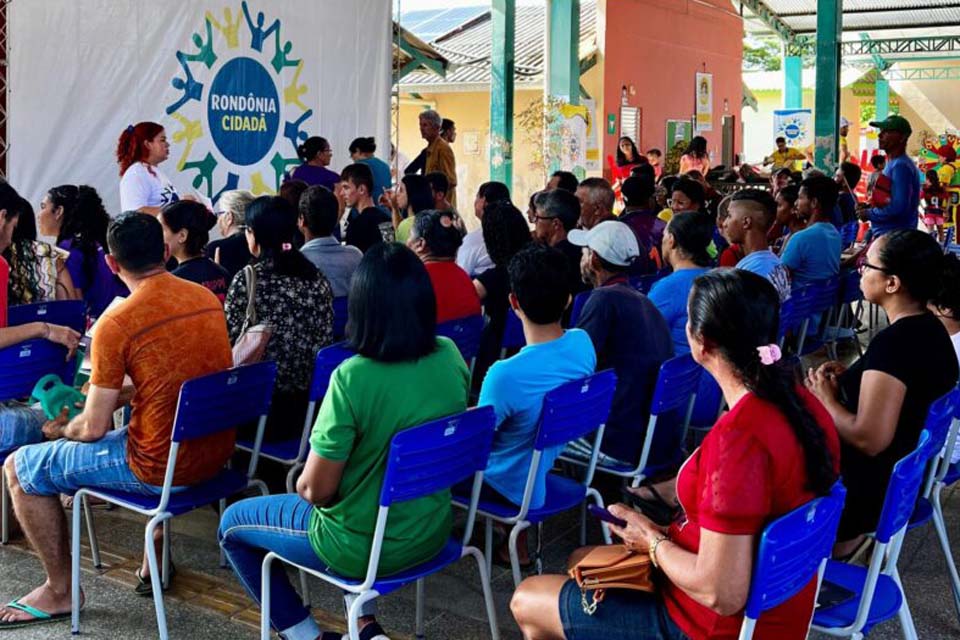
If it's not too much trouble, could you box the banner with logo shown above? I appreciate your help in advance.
[773,109,813,150]
[8,0,392,213]
[695,72,713,132]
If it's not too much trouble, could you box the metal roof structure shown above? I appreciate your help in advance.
[739,0,960,45]
[399,2,597,91]
[393,21,452,80]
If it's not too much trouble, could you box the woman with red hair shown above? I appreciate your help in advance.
[116,122,180,215]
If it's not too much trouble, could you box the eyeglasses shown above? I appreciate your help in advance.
[858,261,893,276]
[532,215,557,223]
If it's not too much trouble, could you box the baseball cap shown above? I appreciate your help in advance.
[937,144,957,163]
[839,116,851,128]
[568,220,639,267]
[869,115,912,136]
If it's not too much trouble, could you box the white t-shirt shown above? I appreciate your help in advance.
[456,229,495,277]
[119,162,178,213]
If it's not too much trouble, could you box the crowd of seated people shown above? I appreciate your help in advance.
[2,110,959,640]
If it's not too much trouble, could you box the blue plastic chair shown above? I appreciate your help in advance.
[778,289,812,350]
[812,428,941,640]
[236,343,354,492]
[454,370,618,587]
[0,339,79,543]
[840,221,859,249]
[331,296,348,341]
[905,388,960,622]
[70,362,277,640]
[827,269,865,358]
[436,314,484,369]
[567,289,593,327]
[686,368,725,435]
[790,277,840,356]
[8,300,86,333]
[500,308,526,357]
[739,482,847,640]
[563,355,700,489]
[259,406,500,640]
[629,273,662,295]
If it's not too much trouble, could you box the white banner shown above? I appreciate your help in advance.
[773,109,814,150]
[9,0,392,214]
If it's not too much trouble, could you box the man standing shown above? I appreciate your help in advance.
[441,118,457,144]
[859,115,921,237]
[419,110,457,208]
[839,117,852,164]
[1,213,233,626]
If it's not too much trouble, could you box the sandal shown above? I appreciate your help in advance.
[623,484,681,527]
[135,562,176,597]
[0,598,71,629]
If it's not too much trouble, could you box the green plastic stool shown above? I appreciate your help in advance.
[30,374,86,420]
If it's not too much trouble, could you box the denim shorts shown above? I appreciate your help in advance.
[559,580,689,640]
[0,405,45,457]
[13,427,164,497]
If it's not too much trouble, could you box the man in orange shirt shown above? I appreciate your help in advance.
[1,213,233,628]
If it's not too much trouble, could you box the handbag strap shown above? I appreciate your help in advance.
[242,265,257,330]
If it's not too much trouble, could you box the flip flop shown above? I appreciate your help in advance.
[135,563,176,597]
[0,598,71,629]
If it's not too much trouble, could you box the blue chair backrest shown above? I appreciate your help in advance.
[838,269,863,305]
[308,342,355,402]
[8,300,86,333]
[436,314,484,363]
[744,482,847,620]
[875,429,936,542]
[534,370,617,450]
[0,339,76,403]
[379,405,496,507]
[649,354,702,415]
[804,277,840,315]
[947,244,960,258]
[501,309,525,352]
[778,293,810,338]
[171,361,277,443]
[568,290,592,327]
[944,226,956,248]
[923,391,958,456]
[840,221,858,248]
[688,369,723,428]
[332,296,348,341]
[629,274,659,295]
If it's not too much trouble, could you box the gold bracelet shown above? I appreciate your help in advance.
[649,535,669,569]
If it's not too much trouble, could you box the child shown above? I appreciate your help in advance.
[922,169,948,242]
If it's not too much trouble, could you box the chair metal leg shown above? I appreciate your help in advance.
[463,545,501,640]
[298,569,310,607]
[161,519,171,589]
[346,591,379,640]
[285,463,304,494]
[1,471,8,545]
[81,495,101,568]
[891,569,919,640]
[507,522,530,588]
[587,489,612,544]
[484,517,493,577]
[415,578,425,640]
[260,552,275,640]
[932,484,960,620]
[71,489,84,633]
[535,522,544,575]
[144,515,169,640]
[218,498,227,568]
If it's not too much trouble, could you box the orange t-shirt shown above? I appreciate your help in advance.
[90,272,233,486]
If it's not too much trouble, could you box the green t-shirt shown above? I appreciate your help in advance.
[395,216,414,244]
[308,337,469,578]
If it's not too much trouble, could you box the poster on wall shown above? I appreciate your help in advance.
[554,103,592,178]
[666,119,693,154]
[773,109,813,150]
[8,0,392,213]
[695,72,713,132]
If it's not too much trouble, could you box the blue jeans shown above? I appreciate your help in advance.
[559,580,688,640]
[218,494,377,640]
[13,427,165,497]
[0,405,45,458]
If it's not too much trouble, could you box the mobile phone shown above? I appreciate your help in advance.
[587,504,627,528]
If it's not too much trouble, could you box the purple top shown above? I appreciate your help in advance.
[59,239,129,319]
[288,164,340,190]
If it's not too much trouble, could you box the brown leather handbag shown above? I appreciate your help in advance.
[568,545,655,615]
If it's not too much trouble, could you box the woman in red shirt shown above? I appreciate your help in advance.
[511,269,840,640]
[406,209,480,323]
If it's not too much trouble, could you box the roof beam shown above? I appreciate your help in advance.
[859,33,890,71]
[883,66,960,81]
[792,21,960,35]
[787,35,960,58]
[737,0,797,43]
[776,3,960,18]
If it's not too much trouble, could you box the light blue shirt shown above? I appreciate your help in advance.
[780,222,841,287]
[647,267,710,355]
[736,249,791,302]
[479,329,596,508]
[299,236,363,298]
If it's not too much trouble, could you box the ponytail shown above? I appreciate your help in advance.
[116,122,164,176]
[297,136,329,163]
[160,200,216,256]
[245,196,318,281]
[688,270,837,495]
[49,184,111,283]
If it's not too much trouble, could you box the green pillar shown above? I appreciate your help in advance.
[546,0,580,105]
[813,0,842,171]
[490,0,515,187]
[784,55,803,109]
[875,76,890,121]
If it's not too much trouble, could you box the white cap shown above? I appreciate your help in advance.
[840,116,851,128]
[567,220,640,267]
